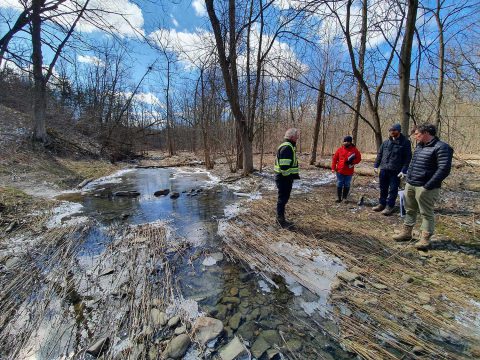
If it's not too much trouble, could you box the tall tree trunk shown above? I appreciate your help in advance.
[352,0,367,143]
[32,0,47,143]
[399,0,419,136]
[434,0,445,133]
[310,78,325,165]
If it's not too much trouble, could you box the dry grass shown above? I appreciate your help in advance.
[221,186,480,359]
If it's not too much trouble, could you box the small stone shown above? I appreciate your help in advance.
[211,252,224,262]
[251,336,270,358]
[365,297,378,306]
[174,325,187,335]
[267,348,281,359]
[162,334,191,359]
[372,283,388,290]
[228,312,243,330]
[154,189,170,196]
[222,297,240,304]
[168,315,180,327]
[219,337,248,360]
[239,288,250,297]
[170,192,180,199]
[412,345,425,355]
[402,306,415,315]
[353,280,365,288]
[229,287,239,296]
[261,330,282,346]
[4,256,20,270]
[193,317,224,346]
[150,309,167,327]
[236,321,257,341]
[337,271,360,282]
[285,339,302,352]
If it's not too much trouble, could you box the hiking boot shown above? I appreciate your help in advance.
[392,224,414,242]
[342,187,350,201]
[415,231,432,250]
[278,219,295,230]
[372,204,385,212]
[335,187,342,203]
[381,206,395,216]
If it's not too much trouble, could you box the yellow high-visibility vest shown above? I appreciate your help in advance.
[274,141,299,176]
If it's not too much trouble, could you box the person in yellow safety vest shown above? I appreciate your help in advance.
[274,128,300,229]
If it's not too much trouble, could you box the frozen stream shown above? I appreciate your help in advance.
[6,168,353,360]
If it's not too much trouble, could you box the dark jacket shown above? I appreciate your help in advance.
[374,133,412,173]
[406,137,453,190]
[275,140,300,180]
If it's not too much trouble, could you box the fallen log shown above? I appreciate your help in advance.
[315,160,376,177]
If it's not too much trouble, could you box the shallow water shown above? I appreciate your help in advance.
[25,168,354,359]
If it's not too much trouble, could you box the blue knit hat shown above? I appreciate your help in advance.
[389,123,401,132]
[343,135,353,143]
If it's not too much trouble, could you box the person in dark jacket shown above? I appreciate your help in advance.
[373,123,412,215]
[274,128,300,228]
[331,136,362,202]
[393,123,453,249]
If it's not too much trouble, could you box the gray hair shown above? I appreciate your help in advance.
[284,128,299,140]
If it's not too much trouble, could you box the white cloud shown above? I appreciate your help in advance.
[123,92,162,106]
[77,54,104,66]
[192,0,207,17]
[0,0,145,37]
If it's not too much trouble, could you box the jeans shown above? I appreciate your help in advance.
[275,177,294,220]
[336,173,352,188]
[379,169,401,207]
[404,183,440,233]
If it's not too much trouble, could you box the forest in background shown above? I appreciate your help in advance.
[1,0,479,172]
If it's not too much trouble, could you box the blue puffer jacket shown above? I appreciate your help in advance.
[374,133,412,173]
[406,137,453,190]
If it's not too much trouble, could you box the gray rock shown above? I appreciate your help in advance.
[267,348,281,359]
[239,288,250,297]
[285,338,302,352]
[174,325,187,335]
[337,271,360,282]
[261,330,282,346]
[168,315,180,327]
[150,309,167,327]
[219,337,248,360]
[229,287,239,296]
[154,189,170,196]
[162,334,191,359]
[251,336,270,359]
[114,191,140,197]
[211,252,224,262]
[86,337,110,357]
[236,321,257,341]
[5,256,21,270]
[422,305,436,313]
[246,307,260,321]
[193,317,224,346]
[222,296,240,304]
[228,312,243,330]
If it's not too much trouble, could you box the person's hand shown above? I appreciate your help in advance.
[397,172,406,180]
[331,169,335,173]
[373,167,378,175]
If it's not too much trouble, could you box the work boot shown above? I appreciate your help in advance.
[335,187,342,203]
[381,206,395,216]
[372,204,385,212]
[392,224,414,242]
[342,187,350,201]
[277,218,295,230]
[415,231,432,250]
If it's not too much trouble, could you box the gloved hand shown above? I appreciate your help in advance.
[397,172,407,180]
[373,167,378,175]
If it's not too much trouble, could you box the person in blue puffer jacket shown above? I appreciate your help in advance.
[373,123,412,215]
[393,123,453,250]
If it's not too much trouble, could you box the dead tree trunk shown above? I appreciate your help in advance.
[310,78,326,165]
[434,0,445,133]
[399,0,419,136]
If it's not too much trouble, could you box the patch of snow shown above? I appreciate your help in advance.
[299,300,323,315]
[166,297,204,321]
[84,168,134,188]
[455,299,480,337]
[258,280,272,293]
[46,201,85,229]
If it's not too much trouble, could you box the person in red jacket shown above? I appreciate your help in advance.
[331,136,362,202]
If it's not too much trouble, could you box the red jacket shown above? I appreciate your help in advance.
[332,145,362,176]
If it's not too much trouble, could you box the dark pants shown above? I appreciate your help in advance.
[275,176,293,220]
[379,169,401,207]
